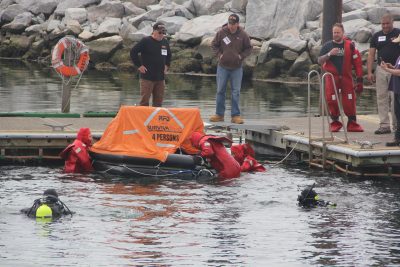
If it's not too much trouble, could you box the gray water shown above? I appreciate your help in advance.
[1,60,399,266]
[0,59,378,117]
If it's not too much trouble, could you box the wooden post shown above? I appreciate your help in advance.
[61,82,71,113]
[60,44,73,113]
[322,0,343,44]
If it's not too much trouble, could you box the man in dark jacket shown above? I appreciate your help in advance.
[130,22,172,107]
[210,14,252,124]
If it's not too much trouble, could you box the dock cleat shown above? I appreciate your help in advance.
[347,120,364,132]
[330,121,343,132]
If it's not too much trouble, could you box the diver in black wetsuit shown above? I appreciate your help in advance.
[297,184,337,208]
[21,189,73,220]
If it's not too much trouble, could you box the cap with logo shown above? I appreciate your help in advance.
[153,22,166,34]
[228,14,239,24]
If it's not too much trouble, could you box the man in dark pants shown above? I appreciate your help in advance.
[367,13,400,135]
[130,22,171,107]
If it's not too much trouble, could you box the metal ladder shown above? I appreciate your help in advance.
[307,70,349,168]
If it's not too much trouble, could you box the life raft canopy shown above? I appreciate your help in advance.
[51,36,89,78]
[90,106,205,162]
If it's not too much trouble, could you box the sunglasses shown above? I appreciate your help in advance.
[157,29,166,35]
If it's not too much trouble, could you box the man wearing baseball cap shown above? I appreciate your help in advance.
[130,22,171,107]
[210,14,252,124]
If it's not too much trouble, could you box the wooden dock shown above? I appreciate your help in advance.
[1,114,399,177]
[229,114,400,177]
[0,116,111,161]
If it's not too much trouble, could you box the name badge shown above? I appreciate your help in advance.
[223,37,231,45]
[161,49,167,56]
[378,36,386,42]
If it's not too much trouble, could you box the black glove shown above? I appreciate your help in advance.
[194,155,206,166]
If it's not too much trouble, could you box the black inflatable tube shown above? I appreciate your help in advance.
[92,160,198,177]
[90,151,197,169]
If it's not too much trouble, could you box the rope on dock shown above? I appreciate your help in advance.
[268,140,300,167]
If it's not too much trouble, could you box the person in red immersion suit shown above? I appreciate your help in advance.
[231,143,266,172]
[59,128,94,173]
[190,132,241,179]
[318,23,364,132]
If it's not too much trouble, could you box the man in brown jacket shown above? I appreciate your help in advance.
[210,14,252,124]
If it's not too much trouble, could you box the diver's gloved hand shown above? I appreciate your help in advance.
[326,201,337,207]
[316,200,337,207]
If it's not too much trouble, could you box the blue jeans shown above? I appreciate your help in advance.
[215,65,243,117]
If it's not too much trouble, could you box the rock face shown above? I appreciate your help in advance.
[175,13,231,44]
[245,0,322,39]
[0,0,397,80]
[86,35,123,63]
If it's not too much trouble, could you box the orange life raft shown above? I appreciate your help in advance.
[51,37,89,77]
[90,106,213,178]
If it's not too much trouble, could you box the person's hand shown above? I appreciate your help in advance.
[164,65,168,74]
[329,47,340,56]
[138,65,147,74]
[367,72,375,83]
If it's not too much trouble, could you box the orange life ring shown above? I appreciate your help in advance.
[51,37,90,77]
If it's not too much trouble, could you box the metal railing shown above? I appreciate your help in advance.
[307,70,349,167]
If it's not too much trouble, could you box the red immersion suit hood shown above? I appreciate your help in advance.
[77,128,92,146]
[191,131,204,148]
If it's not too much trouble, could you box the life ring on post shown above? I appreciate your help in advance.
[51,37,90,77]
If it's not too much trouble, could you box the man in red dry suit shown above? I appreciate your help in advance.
[318,23,364,132]
[231,143,266,172]
[59,128,94,173]
[190,132,241,179]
